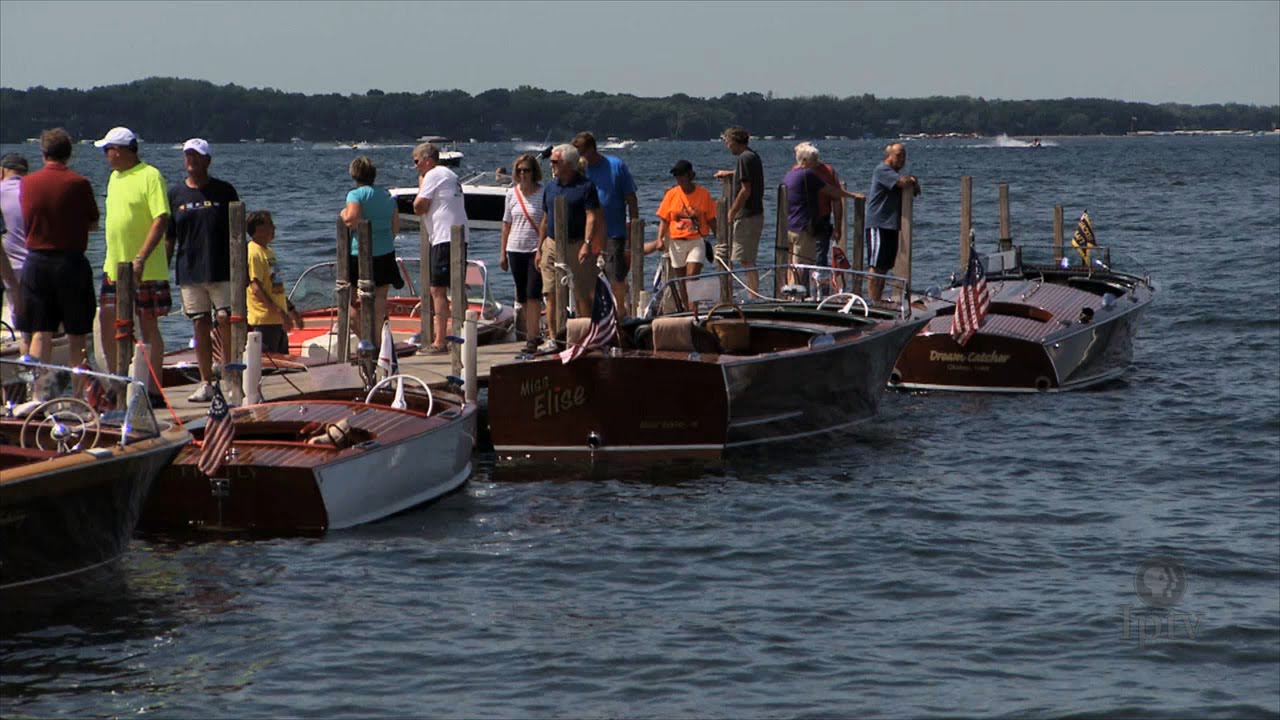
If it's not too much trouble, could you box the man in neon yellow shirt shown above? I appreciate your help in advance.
[94,126,170,397]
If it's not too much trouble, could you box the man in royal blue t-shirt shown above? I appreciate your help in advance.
[539,144,603,319]
[573,132,638,315]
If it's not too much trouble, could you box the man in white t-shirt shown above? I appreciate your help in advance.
[411,143,469,354]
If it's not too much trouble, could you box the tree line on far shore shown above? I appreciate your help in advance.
[2,77,1276,144]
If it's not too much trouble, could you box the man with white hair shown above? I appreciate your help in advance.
[166,138,240,402]
[782,142,861,287]
[538,143,603,319]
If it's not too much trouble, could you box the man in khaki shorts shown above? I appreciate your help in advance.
[713,127,765,293]
[166,138,240,402]
[538,144,603,320]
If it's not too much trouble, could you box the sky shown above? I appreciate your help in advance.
[1,0,1277,106]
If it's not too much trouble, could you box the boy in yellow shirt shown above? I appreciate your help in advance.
[245,210,302,354]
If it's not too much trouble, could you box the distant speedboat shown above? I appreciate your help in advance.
[390,170,507,232]
[417,136,464,166]
[599,138,636,150]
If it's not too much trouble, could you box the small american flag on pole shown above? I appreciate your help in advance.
[950,251,990,347]
[560,273,617,364]
[197,382,235,477]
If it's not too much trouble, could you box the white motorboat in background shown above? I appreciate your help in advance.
[390,170,508,232]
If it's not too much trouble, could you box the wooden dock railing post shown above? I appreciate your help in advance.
[356,219,377,358]
[892,188,914,307]
[629,219,644,317]
[1053,205,1064,263]
[998,182,1012,252]
[719,176,735,273]
[959,176,973,271]
[335,218,351,364]
[418,220,433,348]
[774,184,788,298]
[850,193,866,295]
[553,196,569,334]
[716,195,733,303]
[449,224,466,378]
[113,261,135,375]
[227,201,247,403]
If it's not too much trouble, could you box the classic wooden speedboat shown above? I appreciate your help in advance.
[391,170,506,232]
[487,265,930,462]
[0,360,189,598]
[138,375,477,534]
[891,244,1154,392]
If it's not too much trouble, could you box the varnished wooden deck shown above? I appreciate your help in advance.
[162,340,526,424]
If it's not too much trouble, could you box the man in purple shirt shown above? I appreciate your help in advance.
[782,143,859,288]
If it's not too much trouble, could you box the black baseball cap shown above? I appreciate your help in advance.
[670,159,694,176]
[0,153,28,172]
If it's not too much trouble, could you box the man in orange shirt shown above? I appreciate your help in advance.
[654,160,717,311]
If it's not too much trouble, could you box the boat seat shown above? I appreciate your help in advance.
[651,317,696,352]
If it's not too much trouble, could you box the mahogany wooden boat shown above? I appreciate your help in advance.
[138,376,477,534]
[487,265,930,462]
[891,245,1155,392]
[0,360,189,599]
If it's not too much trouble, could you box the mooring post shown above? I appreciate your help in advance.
[716,195,732,303]
[335,217,351,364]
[1053,205,1064,263]
[719,175,735,273]
[774,184,788,298]
[892,188,914,307]
[553,195,569,335]
[449,224,466,378]
[357,219,376,354]
[629,218,644,317]
[113,260,135,375]
[227,201,248,402]
[998,183,1012,252]
[959,176,973,271]
[418,220,433,348]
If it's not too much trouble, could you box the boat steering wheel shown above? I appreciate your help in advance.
[19,398,101,453]
[365,374,434,415]
[815,293,870,316]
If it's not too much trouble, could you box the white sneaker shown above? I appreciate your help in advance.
[538,339,559,353]
[187,383,215,403]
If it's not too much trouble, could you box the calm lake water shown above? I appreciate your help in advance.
[1,136,1278,719]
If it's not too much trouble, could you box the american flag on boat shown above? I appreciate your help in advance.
[197,382,235,477]
[1070,210,1096,264]
[560,273,617,364]
[950,250,990,347]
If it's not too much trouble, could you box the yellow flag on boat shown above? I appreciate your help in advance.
[1071,210,1096,264]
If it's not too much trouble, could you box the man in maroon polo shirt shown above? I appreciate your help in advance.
[19,128,100,365]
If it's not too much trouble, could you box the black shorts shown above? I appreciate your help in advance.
[347,252,405,289]
[19,250,96,334]
[251,324,289,354]
[866,227,899,272]
[429,242,465,289]
[604,235,630,282]
[507,250,543,303]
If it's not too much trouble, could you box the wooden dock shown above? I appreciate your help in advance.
[163,340,526,424]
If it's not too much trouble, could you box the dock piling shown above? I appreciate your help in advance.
[716,195,732,303]
[629,219,644,316]
[449,224,466,378]
[356,219,377,380]
[893,187,914,307]
[774,184,789,298]
[1053,205,1064,263]
[418,220,433,348]
[335,218,351,364]
[463,309,478,404]
[998,183,1012,251]
[553,196,569,334]
[960,176,973,270]
[850,193,866,295]
[243,331,262,404]
[228,202,247,403]
[113,261,135,375]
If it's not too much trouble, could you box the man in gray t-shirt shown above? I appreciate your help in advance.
[713,126,765,292]
[865,143,920,301]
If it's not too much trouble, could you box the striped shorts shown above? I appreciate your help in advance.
[100,274,173,318]
[865,227,899,272]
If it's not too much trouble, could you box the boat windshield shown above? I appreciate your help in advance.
[1,359,163,444]
[458,171,512,188]
[987,244,1151,285]
[645,263,912,320]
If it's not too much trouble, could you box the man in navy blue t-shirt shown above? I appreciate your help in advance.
[539,144,603,318]
[865,143,920,301]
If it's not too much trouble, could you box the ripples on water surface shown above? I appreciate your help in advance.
[1,136,1277,718]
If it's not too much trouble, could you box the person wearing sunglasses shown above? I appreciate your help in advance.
[500,154,549,354]
[539,144,603,319]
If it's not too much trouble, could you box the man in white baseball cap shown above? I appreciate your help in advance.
[165,137,240,402]
[97,125,172,404]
